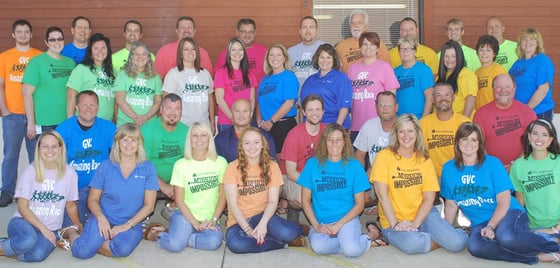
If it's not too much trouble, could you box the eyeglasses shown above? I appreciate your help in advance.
[47,37,64,43]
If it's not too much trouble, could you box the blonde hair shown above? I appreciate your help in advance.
[388,114,429,162]
[516,28,545,58]
[34,131,67,183]
[109,123,147,163]
[184,122,217,161]
[264,44,291,75]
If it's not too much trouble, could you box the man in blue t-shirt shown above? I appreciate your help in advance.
[56,90,116,226]
[61,16,91,64]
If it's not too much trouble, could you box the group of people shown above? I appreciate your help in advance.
[0,10,558,265]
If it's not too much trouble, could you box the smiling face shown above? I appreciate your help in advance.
[397,121,417,151]
[318,51,334,73]
[443,48,457,72]
[458,132,479,159]
[131,46,149,71]
[486,18,504,41]
[39,134,61,166]
[76,93,98,126]
[360,38,378,59]
[445,23,463,43]
[299,18,318,44]
[529,124,553,152]
[71,18,91,44]
[376,94,397,122]
[520,36,538,57]
[400,20,418,39]
[237,23,256,47]
[182,40,197,65]
[190,126,210,153]
[326,130,345,159]
[91,40,108,66]
[229,41,244,64]
[232,99,252,128]
[119,135,138,158]
[492,74,515,109]
[433,84,454,113]
[398,42,416,63]
[124,22,142,45]
[160,99,181,128]
[46,31,64,55]
[303,99,324,126]
[176,19,196,39]
[267,47,286,72]
[477,44,495,66]
[242,130,263,161]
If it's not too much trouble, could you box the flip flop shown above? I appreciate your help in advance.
[56,225,79,251]
[143,223,168,241]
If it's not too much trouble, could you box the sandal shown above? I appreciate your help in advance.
[276,206,288,215]
[551,252,560,263]
[143,223,168,241]
[57,225,79,251]
[365,221,389,247]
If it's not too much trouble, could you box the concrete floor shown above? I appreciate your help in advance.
[1,118,559,267]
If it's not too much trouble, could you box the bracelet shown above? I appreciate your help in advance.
[243,226,252,232]
[127,220,134,227]
[212,217,219,223]
[485,224,495,231]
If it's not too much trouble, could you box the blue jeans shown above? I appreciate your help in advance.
[158,211,223,252]
[0,217,57,262]
[382,207,468,254]
[468,209,560,264]
[72,215,143,259]
[1,114,36,196]
[225,212,302,253]
[63,187,90,227]
[309,217,370,258]
[536,109,553,121]
[217,124,232,134]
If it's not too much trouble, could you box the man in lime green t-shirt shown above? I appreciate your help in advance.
[438,18,481,73]
[141,93,188,218]
[111,20,155,75]
[486,17,518,71]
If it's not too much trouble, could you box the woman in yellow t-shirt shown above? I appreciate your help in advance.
[371,114,467,254]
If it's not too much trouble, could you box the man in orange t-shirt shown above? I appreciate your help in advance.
[0,19,42,207]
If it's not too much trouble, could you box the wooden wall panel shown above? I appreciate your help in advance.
[0,0,307,64]
[423,0,560,111]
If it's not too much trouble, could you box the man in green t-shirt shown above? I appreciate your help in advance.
[141,93,188,219]
[438,18,481,72]
[486,17,518,71]
[111,20,155,74]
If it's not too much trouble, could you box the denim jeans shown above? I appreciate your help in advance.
[1,114,36,196]
[63,187,90,227]
[217,124,232,134]
[225,212,302,253]
[308,217,370,258]
[0,217,57,262]
[468,209,560,264]
[382,207,468,254]
[72,215,143,259]
[158,211,223,252]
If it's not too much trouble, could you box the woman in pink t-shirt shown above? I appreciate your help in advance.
[214,37,256,133]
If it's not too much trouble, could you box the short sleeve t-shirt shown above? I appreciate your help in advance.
[257,69,299,121]
[13,165,78,231]
[0,47,42,114]
[66,64,115,120]
[371,149,440,228]
[475,63,507,109]
[222,160,283,227]
[213,66,257,125]
[170,156,227,221]
[113,71,162,126]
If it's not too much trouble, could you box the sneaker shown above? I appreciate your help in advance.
[288,235,307,247]
[0,193,13,207]
[160,203,176,221]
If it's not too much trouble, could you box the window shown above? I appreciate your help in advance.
[313,0,419,48]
